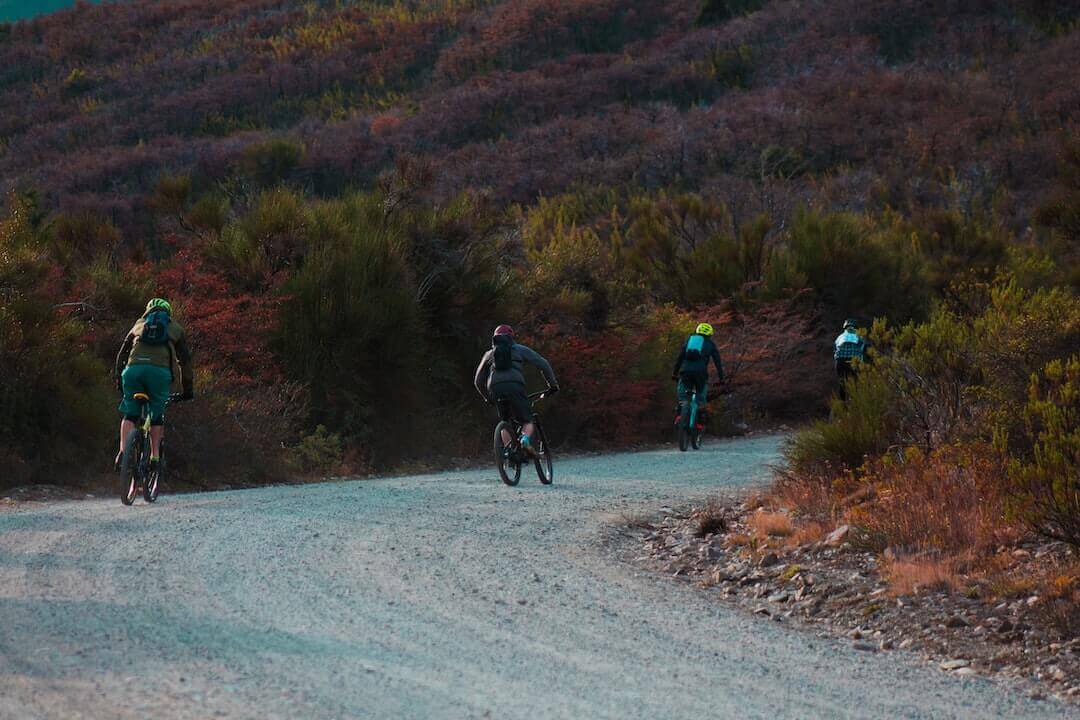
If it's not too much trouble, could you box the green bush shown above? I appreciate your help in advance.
[1005,355,1080,546]
[768,208,928,322]
[187,194,230,234]
[276,194,423,462]
[0,197,113,487]
[239,138,304,188]
[286,424,344,476]
[786,369,897,472]
[79,255,154,316]
[49,211,122,269]
[205,189,310,289]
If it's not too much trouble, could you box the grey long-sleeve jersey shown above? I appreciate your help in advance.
[474,342,558,397]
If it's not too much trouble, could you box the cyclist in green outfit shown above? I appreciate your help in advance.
[113,298,194,473]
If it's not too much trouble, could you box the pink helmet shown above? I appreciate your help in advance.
[493,324,514,338]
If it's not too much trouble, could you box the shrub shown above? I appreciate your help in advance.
[769,208,929,322]
[286,424,344,476]
[276,194,424,463]
[78,255,154,316]
[786,369,897,472]
[239,138,304,188]
[696,0,766,26]
[205,189,310,289]
[187,194,230,234]
[1005,355,1080,546]
[49,211,122,270]
[0,197,113,487]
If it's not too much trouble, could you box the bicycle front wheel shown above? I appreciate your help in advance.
[494,421,521,486]
[119,428,142,505]
[144,439,161,503]
[533,422,553,485]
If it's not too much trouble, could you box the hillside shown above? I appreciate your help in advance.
[1,1,1077,222]
[1,0,1078,487]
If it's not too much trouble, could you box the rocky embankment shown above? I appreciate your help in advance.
[627,501,1080,704]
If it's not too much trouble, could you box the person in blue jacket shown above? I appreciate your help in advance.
[834,318,867,397]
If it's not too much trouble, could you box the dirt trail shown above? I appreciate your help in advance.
[0,435,1072,719]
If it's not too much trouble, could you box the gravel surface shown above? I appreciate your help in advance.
[0,434,1073,719]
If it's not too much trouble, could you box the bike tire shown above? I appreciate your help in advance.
[143,439,161,503]
[119,428,142,505]
[534,422,553,485]
[691,428,702,450]
[494,421,521,486]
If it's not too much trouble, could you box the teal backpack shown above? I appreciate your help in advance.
[685,334,705,361]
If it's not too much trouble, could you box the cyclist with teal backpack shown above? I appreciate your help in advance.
[113,298,194,474]
[671,322,725,427]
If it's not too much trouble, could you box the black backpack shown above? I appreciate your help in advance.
[141,310,171,345]
[492,334,514,371]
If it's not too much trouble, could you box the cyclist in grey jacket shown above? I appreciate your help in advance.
[474,324,558,453]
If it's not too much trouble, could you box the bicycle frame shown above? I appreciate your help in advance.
[677,383,700,430]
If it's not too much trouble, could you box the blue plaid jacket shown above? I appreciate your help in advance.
[834,331,866,362]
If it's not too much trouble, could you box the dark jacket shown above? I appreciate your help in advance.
[673,334,724,380]
[474,341,557,398]
[115,315,194,394]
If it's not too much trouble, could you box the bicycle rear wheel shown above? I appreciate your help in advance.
[119,428,142,505]
[691,426,702,450]
[494,421,521,486]
[533,422,553,485]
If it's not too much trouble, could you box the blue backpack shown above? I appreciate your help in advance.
[141,310,171,345]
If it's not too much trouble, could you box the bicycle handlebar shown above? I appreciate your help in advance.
[528,387,558,401]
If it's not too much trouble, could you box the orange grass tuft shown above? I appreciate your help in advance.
[885,557,959,596]
[748,510,794,538]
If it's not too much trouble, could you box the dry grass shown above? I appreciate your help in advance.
[748,510,794,539]
[771,467,858,522]
[1037,566,1080,638]
[846,446,1019,559]
[786,520,828,547]
[725,532,754,548]
[885,556,959,596]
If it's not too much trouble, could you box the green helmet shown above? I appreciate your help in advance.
[145,298,172,316]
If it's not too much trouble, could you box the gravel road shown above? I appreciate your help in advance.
[0,435,1072,719]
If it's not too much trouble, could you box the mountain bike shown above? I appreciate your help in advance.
[675,382,705,452]
[119,392,187,505]
[493,389,556,487]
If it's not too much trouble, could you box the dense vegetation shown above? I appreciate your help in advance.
[0,0,1077,492]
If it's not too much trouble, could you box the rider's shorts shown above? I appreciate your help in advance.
[678,371,709,404]
[119,364,173,424]
[490,381,532,424]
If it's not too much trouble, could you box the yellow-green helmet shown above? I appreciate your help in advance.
[696,322,714,336]
[145,297,172,315]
